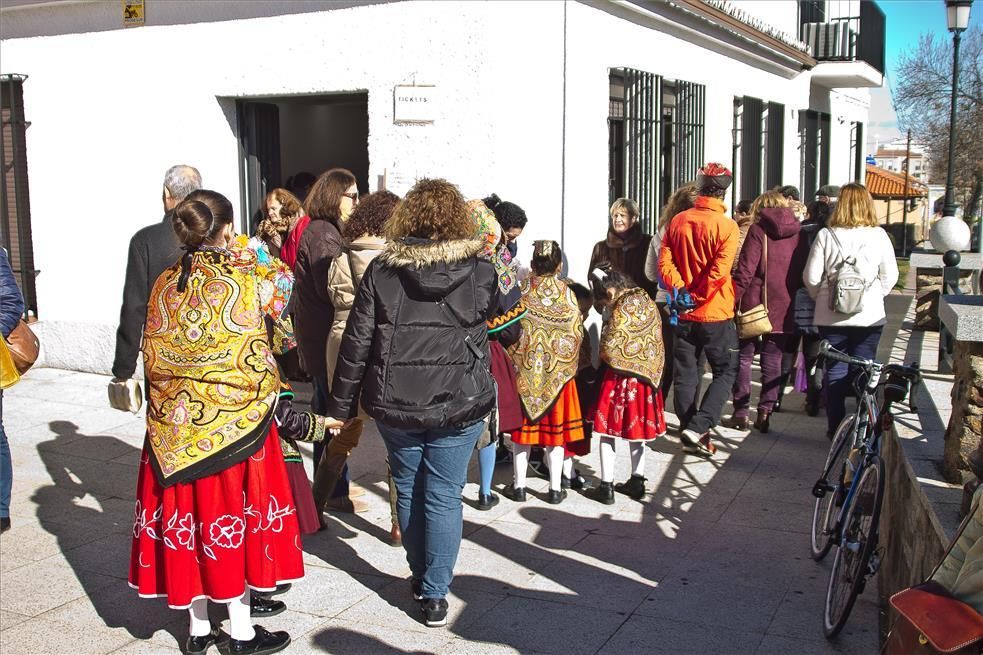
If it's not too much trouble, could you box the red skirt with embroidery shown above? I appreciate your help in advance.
[513,380,586,447]
[128,424,305,609]
[593,368,666,441]
[489,340,523,434]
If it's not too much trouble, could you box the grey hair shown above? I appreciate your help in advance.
[163,165,202,202]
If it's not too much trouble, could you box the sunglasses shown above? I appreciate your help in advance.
[342,192,359,201]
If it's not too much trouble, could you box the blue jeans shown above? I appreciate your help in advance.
[378,419,484,600]
[819,325,883,434]
[310,375,349,498]
[0,391,10,519]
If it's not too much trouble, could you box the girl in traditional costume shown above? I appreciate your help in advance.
[505,240,585,505]
[469,200,525,510]
[586,268,667,504]
[129,192,320,655]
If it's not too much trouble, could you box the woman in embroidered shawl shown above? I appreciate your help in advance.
[129,192,333,655]
[585,268,666,505]
[504,240,585,505]
[468,200,525,511]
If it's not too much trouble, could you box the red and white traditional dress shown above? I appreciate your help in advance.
[593,288,667,441]
[129,245,304,609]
[509,275,586,447]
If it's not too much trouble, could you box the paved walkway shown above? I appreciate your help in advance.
[0,367,878,654]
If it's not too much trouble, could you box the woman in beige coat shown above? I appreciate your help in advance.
[325,190,400,542]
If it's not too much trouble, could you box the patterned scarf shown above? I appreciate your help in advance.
[143,247,281,487]
[509,275,583,421]
[468,199,519,296]
[600,288,665,389]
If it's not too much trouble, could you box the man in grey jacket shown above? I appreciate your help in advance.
[110,165,201,398]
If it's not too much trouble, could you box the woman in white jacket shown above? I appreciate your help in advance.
[802,183,898,437]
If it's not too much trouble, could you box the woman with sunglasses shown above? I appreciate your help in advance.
[293,168,359,511]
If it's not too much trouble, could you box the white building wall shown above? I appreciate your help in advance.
[0,0,874,374]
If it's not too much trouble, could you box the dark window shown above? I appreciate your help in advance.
[608,69,705,233]
[799,109,831,200]
[733,97,785,206]
[849,121,864,182]
[0,74,36,318]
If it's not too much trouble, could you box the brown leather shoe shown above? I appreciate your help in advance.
[390,522,402,547]
[754,409,771,434]
[721,415,750,431]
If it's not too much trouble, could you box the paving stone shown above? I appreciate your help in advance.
[273,566,390,618]
[717,493,814,534]
[599,614,763,654]
[336,579,504,634]
[450,546,551,596]
[111,639,183,654]
[520,553,657,613]
[754,634,871,654]
[40,583,185,642]
[637,577,784,633]
[458,596,628,655]
[0,609,30,630]
[0,615,136,655]
[298,617,452,654]
[0,516,110,565]
[0,556,119,616]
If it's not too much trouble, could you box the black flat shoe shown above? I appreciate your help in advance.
[546,489,567,505]
[225,625,290,655]
[249,594,286,618]
[614,475,646,500]
[561,468,588,490]
[411,578,423,601]
[186,625,226,655]
[502,484,526,502]
[0,517,10,534]
[254,583,291,600]
[585,481,615,505]
[476,492,499,511]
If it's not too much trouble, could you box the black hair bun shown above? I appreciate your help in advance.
[483,193,501,211]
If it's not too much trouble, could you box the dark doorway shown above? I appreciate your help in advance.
[237,92,369,234]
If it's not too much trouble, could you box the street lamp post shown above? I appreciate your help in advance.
[943,0,972,218]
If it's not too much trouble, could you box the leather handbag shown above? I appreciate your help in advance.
[884,581,983,654]
[883,506,983,655]
[736,236,773,340]
[6,319,39,375]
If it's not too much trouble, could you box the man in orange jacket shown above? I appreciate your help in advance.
[658,163,739,457]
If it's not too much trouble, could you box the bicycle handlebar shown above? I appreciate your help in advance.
[817,340,921,383]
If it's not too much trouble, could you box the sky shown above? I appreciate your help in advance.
[868,0,983,151]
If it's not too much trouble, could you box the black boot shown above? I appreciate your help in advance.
[250,594,286,618]
[614,475,647,500]
[585,481,615,505]
[186,624,225,655]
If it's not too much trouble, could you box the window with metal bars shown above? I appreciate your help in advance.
[798,109,831,201]
[732,97,785,206]
[608,68,705,233]
[849,121,864,182]
[1,74,36,318]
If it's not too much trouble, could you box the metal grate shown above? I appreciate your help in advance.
[733,97,785,205]
[671,80,706,203]
[0,74,36,318]
[799,109,831,201]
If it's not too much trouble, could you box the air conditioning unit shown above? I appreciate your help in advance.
[801,22,855,60]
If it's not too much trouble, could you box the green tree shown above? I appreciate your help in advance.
[894,28,983,219]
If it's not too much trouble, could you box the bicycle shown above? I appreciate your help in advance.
[807,340,920,639]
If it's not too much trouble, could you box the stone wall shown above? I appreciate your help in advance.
[915,269,976,330]
[944,340,983,481]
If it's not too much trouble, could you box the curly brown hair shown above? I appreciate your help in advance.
[344,190,400,240]
[305,168,356,223]
[385,178,471,242]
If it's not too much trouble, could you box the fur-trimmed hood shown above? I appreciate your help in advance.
[380,237,485,299]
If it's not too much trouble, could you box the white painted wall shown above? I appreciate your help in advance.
[0,0,874,374]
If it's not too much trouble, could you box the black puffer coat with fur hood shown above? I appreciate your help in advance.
[326,237,499,429]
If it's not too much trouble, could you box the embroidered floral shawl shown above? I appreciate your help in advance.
[142,247,281,487]
[509,275,583,422]
[600,288,665,389]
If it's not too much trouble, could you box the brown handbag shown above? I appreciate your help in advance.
[884,581,983,654]
[883,507,983,655]
[6,319,39,375]
[736,236,773,340]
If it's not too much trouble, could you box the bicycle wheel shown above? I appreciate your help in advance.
[810,414,856,561]
[823,455,885,639]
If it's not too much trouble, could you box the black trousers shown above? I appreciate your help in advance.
[673,319,739,435]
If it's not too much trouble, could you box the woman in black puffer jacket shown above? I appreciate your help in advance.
[325,178,497,628]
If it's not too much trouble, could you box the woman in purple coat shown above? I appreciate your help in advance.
[723,193,810,433]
